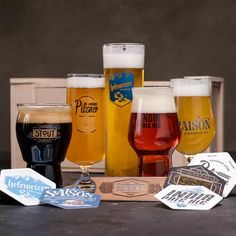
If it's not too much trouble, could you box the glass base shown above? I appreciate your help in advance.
[138,155,171,177]
[74,177,96,193]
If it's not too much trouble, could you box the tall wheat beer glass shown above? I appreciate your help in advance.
[128,87,181,176]
[170,77,215,160]
[103,43,145,176]
[66,74,105,192]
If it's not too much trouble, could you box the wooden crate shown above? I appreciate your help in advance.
[10,77,224,172]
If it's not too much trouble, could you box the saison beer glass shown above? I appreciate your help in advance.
[170,77,216,161]
[66,74,105,192]
[103,43,145,176]
[16,104,72,187]
[128,87,181,176]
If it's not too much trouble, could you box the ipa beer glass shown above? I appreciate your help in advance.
[103,43,145,176]
[128,87,181,176]
[16,104,72,187]
[170,77,216,161]
[66,74,105,192]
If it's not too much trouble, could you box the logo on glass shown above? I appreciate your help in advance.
[142,114,161,129]
[179,116,211,135]
[75,96,98,133]
[33,128,58,139]
[109,72,134,107]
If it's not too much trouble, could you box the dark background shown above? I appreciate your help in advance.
[0,0,236,167]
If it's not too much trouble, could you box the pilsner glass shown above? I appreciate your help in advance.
[16,104,72,187]
[170,77,216,161]
[128,87,181,176]
[103,43,145,176]
[66,74,105,192]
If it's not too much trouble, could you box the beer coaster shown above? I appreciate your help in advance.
[93,177,166,201]
[189,152,236,197]
[40,188,101,209]
[164,165,225,196]
[155,185,223,210]
[0,168,56,206]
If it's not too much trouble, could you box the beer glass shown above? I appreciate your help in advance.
[170,77,216,161]
[103,43,145,176]
[128,87,181,176]
[66,74,105,192]
[16,104,72,187]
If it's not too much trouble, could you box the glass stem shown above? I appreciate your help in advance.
[73,165,96,192]
[185,154,194,163]
[80,166,90,182]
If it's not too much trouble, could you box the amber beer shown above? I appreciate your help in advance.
[16,104,72,187]
[128,87,181,176]
[103,43,145,176]
[171,77,216,155]
[66,74,105,166]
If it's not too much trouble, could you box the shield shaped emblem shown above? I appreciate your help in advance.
[109,71,134,107]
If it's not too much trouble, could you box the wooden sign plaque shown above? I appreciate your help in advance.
[93,177,166,201]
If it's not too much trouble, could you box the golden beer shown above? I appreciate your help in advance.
[103,43,145,176]
[66,74,105,166]
[171,77,216,155]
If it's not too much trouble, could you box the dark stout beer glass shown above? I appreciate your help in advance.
[16,104,72,187]
[128,87,181,176]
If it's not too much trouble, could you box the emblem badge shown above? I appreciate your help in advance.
[109,72,134,107]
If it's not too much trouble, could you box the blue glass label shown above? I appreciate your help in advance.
[31,144,53,162]
[109,71,134,107]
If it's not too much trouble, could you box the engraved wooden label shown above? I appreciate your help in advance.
[93,177,166,201]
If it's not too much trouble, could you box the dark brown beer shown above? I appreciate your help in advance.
[128,112,181,176]
[16,104,72,187]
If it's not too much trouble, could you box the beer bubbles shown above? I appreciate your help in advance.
[170,77,216,161]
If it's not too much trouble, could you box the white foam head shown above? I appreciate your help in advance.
[67,74,104,88]
[103,43,144,69]
[17,104,72,123]
[131,87,176,113]
[170,77,211,96]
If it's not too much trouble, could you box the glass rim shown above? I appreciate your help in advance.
[132,86,172,91]
[17,103,71,109]
[67,74,104,78]
[67,74,105,88]
[132,86,173,96]
[171,77,211,82]
[184,76,212,79]
[103,42,145,47]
